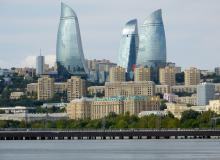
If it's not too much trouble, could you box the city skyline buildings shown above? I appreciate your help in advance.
[1,1,220,70]
[137,9,166,67]
[117,19,139,79]
[137,9,166,82]
[36,54,45,75]
[56,2,88,78]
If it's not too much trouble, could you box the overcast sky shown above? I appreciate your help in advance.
[0,0,220,70]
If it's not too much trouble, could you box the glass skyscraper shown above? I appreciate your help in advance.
[137,9,166,82]
[56,3,88,78]
[36,55,45,75]
[117,19,139,80]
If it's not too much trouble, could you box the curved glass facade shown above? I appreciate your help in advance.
[117,19,139,79]
[137,9,166,68]
[137,9,166,82]
[56,3,88,78]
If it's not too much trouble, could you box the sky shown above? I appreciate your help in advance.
[0,0,220,70]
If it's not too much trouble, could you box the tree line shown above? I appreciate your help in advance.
[0,110,219,129]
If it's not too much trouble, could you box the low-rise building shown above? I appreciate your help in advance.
[27,83,38,94]
[207,100,220,114]
[177,94,197,105]
[138,111,167,117]
[0,106,35,114]
[166,103,189,119]
[171,85,197,93]
[166,103,207,119]
[155,85,171,94]
[66,98,93,120]
[163,93,178,102]
[0,113,68,122]
[10,92,24,100]
[87,86,105,96]
[42,103,67,109]
[66,96,160,120]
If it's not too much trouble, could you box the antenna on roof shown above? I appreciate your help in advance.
[40,48,42,56]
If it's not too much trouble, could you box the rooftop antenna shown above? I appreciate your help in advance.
[40,48,42,56]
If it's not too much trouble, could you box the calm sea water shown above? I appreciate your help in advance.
[0,139,220,160]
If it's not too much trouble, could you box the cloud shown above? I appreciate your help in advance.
[22,54,56,68]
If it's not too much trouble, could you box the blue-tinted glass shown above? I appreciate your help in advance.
[117,19,139,76]
[137,9,166,82]
[56,3,88,78]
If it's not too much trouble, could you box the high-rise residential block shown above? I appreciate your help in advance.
[159,66,176,86]
[56,3,88,78]
[197,82,215,106]
[134,67,151,81]
[109,66,126,82]
[37,75,55,100]
[184,67,200,85]
[67,76,86,101]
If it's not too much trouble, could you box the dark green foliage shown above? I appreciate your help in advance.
[0,110,219,129]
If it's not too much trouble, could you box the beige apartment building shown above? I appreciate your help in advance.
[184,67,200,85]
[66,97,93,120]
[105,81,155,97]
[159,66,176,86]
[67,76,86,101]
[134,67,151,81]
[27,82,67,95]
[27,83,38,94]
[87,86,105,96]
[37,75,55,100]
[10,92,24,100]
[54,82,67,94]
[155,85,197,95]
[207,100,220,114]
[109,66,126,82]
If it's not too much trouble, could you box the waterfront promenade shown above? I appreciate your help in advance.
[0,129,220,140]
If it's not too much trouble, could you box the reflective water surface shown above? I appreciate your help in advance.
[0,139,220,160]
